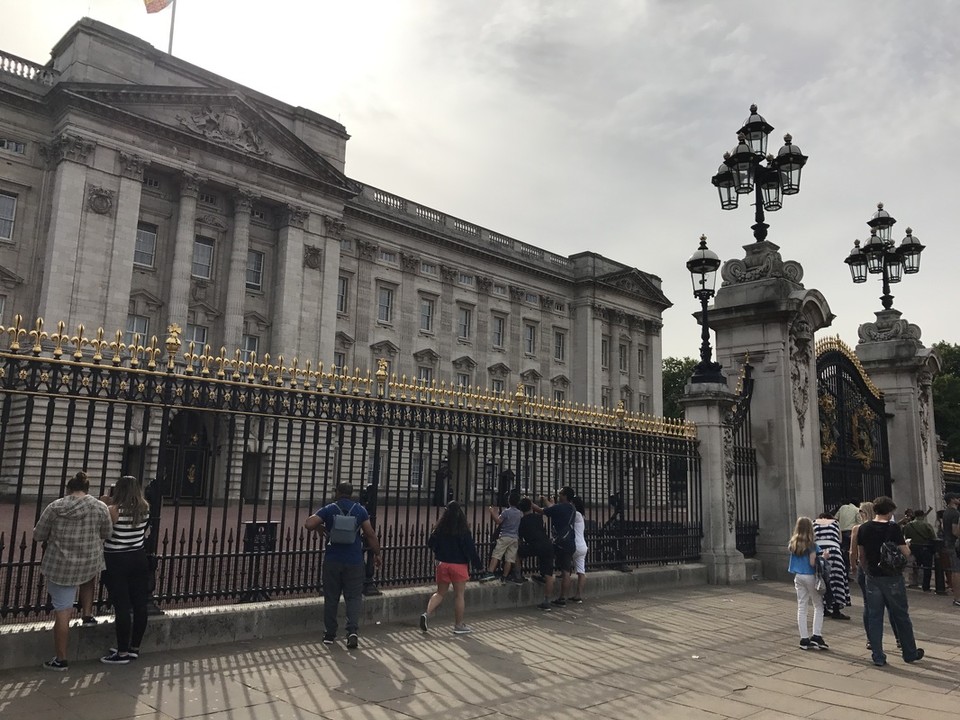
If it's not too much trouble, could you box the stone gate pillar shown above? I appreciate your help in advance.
[706,241,833,579]
[681,382,745,584]
[855,309,941,513]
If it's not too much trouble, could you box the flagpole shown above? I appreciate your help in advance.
[167,0,177,55]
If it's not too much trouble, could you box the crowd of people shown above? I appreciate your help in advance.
[789,491,960,666]
[33,471,154,671]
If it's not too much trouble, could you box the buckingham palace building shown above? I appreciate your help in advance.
[0,18,672,418]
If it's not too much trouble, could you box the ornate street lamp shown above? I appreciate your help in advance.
[844,203,926,310]
[711,105,808,242]
[686,235,725,384]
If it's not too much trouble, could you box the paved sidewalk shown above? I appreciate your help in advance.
[3,581,959,719]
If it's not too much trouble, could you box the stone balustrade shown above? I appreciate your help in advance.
[0,50,57,85]
[355,184,575,274]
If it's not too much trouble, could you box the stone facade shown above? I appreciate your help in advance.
[0,18,669,413]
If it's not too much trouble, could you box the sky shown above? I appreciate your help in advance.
[1,0,958,361]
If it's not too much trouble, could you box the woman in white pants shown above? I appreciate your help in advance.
[570,496,588,603]
[788,516,829,651]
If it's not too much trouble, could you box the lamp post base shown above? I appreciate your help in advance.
[691,361,725,385]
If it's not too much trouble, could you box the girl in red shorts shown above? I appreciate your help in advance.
[420,501,482,635]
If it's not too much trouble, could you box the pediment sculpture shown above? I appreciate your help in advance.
[177,106,268,156]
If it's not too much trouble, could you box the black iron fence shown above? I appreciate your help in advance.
[730,361,759,557]
[0,317,702,620]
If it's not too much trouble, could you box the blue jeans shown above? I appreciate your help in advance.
[864,574,919,664]
[856,569,899,644]
[322,559,365,636]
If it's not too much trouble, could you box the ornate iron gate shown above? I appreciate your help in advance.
[816,338,891,511]
[729,361,759,557]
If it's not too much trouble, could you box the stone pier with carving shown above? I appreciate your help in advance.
[706,240,833,579]
[856,308,942,512]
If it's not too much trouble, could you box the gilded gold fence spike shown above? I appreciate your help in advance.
[90,327,108,363]
[615,400,626,425]
[199,345,214,377]
[215,347,228,379]
[232,349,243,380]
[165,324,182,371]
[128,334,143,368]
[108,329,124,365]
[7,314,26,351]
[514,383,525,404]
[144,335,161,369]
[182,341,198,375]
[302,360,312,389]
[51,321,67,358]
[288,357,298,388]
[29,318,47,355]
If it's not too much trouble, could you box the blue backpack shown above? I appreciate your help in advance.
[328,502,360,545]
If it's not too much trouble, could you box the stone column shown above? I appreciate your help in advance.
[273,205,308,357]
[223,190,255,353]
[37,134,96,327]
[166,173,200,331]
[708,240,833,579]
[681,382,745,584]
[103,151,146,334]
[855,309,942,512]
[648,320,664,416]
[316,214,343,364]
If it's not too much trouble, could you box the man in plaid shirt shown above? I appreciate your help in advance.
[34,471,112,671]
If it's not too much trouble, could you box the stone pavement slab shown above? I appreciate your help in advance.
[3,581,959,719]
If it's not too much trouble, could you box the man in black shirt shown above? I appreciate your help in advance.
[517,498,555,611]
[857,496,924,666]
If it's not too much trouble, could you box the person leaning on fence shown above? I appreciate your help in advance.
[479,491,523,584]
[537,487,576,607]
[420,501,483,635]
[788,516,829,651]
[570,494,588,603]
[814,512,850,620]
[99,475,152,664]
[33,470,112,671]
[857,495,924,666]
[516,497,556,611]
[304,482,382,649]
[942,492,960,607]
[835,498,860,579]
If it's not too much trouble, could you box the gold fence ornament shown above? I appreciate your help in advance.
[50,321,68,358]
[165,324,182,370]
[29,318,47,355]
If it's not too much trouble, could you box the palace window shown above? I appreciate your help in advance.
[456,373,470,389]
[334,351,346,373]
[241,334,259,362]
[198,191,218,206]
[379,249,396,263]
[377,285,394,323]
[524,323,537,355]
[637,347,646,377]
[601,387,611,410]
[554,331,566,362]
[457,307,473,340]
[420,296,435,332]
[619,343,628,373]
[493,284,507,296]
[125,314,149,346]
[0,192,16,241]
[0,138,25,155]
[601,337,610,369]
[458,272,474,286]
[554,389,565,404]
[491,315,506,347]
[491,378,505,395]
[421,261,437,275]
[246,249,264,290]
[185,324,208,348]
[191,236,214,279]
[337,276,349,314]
[143,175,161,190]
[134,222,157,267]
[417,366,434,384]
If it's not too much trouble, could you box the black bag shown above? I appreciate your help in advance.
[878,540,908,576]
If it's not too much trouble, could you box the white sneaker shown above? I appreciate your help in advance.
[453,624,473,634]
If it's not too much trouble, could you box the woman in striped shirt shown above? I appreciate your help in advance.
[100,475,151,664]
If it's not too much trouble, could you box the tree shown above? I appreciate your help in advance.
[933,341,960,461]
[662,357,698,419]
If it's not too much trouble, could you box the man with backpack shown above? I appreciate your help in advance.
[304,482,382,649]
[856,495,924,667]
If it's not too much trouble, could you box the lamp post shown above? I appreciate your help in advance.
[844,203,925,310]
[686,235,725,384]
[711,105,808,243]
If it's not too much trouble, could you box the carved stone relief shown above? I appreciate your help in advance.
[303,245,322,270]
[176,106,268,156]
[722,410,736,533]
[86,186,115,216]
[476,276,493,292]
[41,133,95,166]
[399,252,420,273]
[356,239,378,261]
[857,309,922,343]
[196,214,227,231]
[282,205,309,229]
[721,241,804,287]
[322,215,346,237]
[789,314,813,445]
[440,265,459,283]
[118,151,146,181]
[918,369,932,456]
[509,285,526,302]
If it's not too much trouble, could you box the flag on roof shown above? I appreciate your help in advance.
[144,0,173,13]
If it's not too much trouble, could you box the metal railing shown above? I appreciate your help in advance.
[0,317,701,620]
[729,361,759,557]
